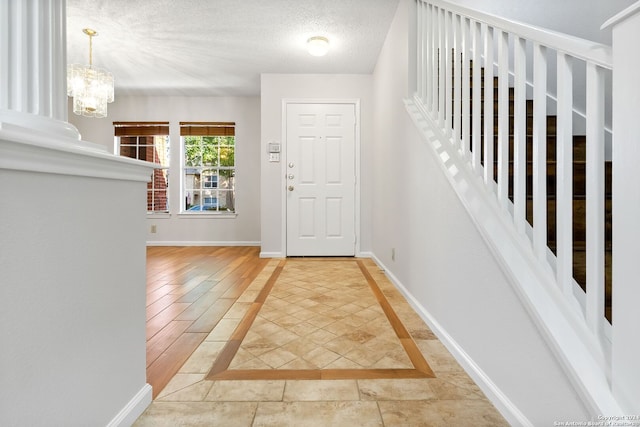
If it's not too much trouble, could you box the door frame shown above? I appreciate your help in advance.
[281,98,361,257]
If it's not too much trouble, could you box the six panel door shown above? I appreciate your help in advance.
[286,103,356,256]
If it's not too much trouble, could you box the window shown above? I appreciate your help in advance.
[180,122,235,213]
[114,122,170,213]
[204,175,218,189]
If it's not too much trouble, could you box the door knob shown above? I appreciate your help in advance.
[288,174,294,179]
[288,185,294,191]
[288,162,295,168]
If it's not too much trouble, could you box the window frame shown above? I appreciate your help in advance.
[113,121,170,215]
[179,122,236,216]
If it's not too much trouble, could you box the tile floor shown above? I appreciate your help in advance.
[134,258,508,426]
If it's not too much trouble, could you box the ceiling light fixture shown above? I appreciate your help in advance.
[67,28,114,118]
[307,36,330,57]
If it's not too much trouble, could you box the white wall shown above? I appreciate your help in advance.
[0,138,152,425]
[69,96,261,245]
[447,0,636,44]
[371,0,589,424]
[260,74,374,257]
[609,5,640,415]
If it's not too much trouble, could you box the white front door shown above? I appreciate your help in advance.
[286,103,356,256]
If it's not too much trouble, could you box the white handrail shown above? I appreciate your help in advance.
[601,0,640,29]
[427,0,612,68]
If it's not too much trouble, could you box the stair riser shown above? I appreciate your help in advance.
[496,162,613,198]
[452,113,557,133]
[525,198,613,247]
[450,100,532,115]
[470,136,588,161]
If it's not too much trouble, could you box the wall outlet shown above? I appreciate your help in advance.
[391,248,396,261]
[150,225,157,234]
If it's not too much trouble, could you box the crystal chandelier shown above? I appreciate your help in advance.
[67,28,114,118]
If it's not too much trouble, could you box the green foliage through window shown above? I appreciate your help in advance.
[183,134,236,213]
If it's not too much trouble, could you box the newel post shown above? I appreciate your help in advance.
[602,2,640,415]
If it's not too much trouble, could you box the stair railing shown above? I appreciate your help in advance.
[409,0,620,414]
[416,0,611,330]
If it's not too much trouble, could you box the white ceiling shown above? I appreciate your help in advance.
[66,0,400,96]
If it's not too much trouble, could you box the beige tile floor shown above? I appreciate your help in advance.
[134,258,508,426]
[234,260,413,372]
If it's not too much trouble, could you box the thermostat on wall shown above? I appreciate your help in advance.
[268,142,281,162]
[268,142,280,153]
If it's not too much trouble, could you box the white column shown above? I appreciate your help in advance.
[0,0,79,140]
[602,1,640,416]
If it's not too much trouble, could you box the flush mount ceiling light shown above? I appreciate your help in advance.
[67,28,114,118]
[307,36,330,57]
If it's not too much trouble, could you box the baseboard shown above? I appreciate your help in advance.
[371,254,532,427]
[258,251,370,258]
[106,383,152,427]
[259,251,284,258]
[146,241,260,247]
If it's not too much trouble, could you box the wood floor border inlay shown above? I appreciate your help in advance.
[205,258,434,381]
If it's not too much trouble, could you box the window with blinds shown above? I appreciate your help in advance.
[180,122,235,213]
[114,121,170,213]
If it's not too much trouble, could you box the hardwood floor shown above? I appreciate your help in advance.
[145,246,267,398]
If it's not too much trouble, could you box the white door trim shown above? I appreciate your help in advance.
[281,98,361,257]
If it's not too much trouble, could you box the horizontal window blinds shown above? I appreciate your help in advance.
[180,122,235,136]
[113,121,169,136]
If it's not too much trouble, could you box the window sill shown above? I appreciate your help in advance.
[177,212,238,219]
[146,213,171,219]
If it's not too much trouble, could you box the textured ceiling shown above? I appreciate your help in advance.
[66,0,400,96]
